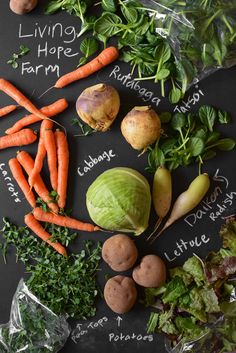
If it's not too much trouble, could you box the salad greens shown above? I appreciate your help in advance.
[0,218,101,319]
[45,0,236,103]
[145,218,236,353]
[147,105,235,173]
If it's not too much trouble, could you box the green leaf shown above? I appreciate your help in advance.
[77,56,87,67]
[169,87,182,104]
[206,131,220,145]
[159,112,172,123]
[80,37,98,58]
[11,61,18,69]
[155,68,170,80]
[101,0,117,12]
[154,41,171,64]
[215,138,236,151]
[163,277,188,304]
[121,5,138,22]
[218,110,231,124]
[44,0,64,14]
[147,312,159,333]
[183,256,205,287]
[94,13,122,38]
[198,105,216,132]
[202,150,217,160]
[187,137,205,157]
[171,113,186,131]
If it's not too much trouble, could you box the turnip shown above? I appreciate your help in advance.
[76,83,120,132]
[121,106,161,152]
[149,173,210,243]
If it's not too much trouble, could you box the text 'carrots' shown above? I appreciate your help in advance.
[54,46,119,88]
[29,119,54,188]
[17,151,58,214]
[0,128,37,150]
[33,207,100,232]
[55,130,69,209]
[9,158,36,208]
[0,104,17,117]
[0,78,49,121]
[6,98,68,135]
[24,213,67,256]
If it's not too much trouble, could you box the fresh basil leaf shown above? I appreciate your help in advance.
[94,13,122,38]
[101,0,117,12]
[171,113,186,130]
[218,110,231,124]
[80,37,98,58]
[215,138,236,151]
[159,112,172,123]
[188,137,205,156]
[199,105,216,132]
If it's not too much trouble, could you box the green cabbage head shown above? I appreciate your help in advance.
[86,167,151,235]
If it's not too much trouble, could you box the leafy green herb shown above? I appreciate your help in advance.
[78,37,99,67]
[36,191,58,212]
[7,45,30,69]
[0,218,101,319]
[72,117,96,136]
[146,106,235,172]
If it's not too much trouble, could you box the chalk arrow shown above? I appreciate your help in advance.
[116,316,123,327]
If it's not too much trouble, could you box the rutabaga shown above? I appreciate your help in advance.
[86,167,151,235]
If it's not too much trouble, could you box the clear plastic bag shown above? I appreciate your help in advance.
[0,279,70,353]
[140,0,236,89]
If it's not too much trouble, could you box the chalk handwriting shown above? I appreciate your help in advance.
[21,62,60,77]
[77,150,117,176]
[108,332,153,342]
[109,65,161,107]
[71,317,109,344]
[164,234,210,262]
[173,85,205,113]
[0,163,21,203]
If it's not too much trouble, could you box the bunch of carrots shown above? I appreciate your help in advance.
[0,78,101,257]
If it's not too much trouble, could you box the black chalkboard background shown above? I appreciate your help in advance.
[0,1,236,352]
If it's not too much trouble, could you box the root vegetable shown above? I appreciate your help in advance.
[9,0,38,15]
[154,173,210,241]
[121,106,161,151]
[76,83,120,132]
[132,255,166,288]
[104,275,137,314]
[102,234,138,271]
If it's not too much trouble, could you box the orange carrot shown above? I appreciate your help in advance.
[9,158,36,208]
[25,213,67,256]
[55,130,69,209]
[0,128,37,150]
[33,207,100,232]
[5,98,68,135]
[17,151,58,213]
[0,104,17,117]
[55,47,119,88]
[29,119,54,187]
[0,78,50,121]
[44,128,58,191]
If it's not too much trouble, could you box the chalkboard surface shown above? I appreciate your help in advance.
[0,1,236,352]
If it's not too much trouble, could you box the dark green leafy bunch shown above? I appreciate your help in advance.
[0,218,101,319]
[7,45,30,69]
[71,117,96,136]
[145,218,236,353]
[45,0,236,103]
[147,105,235,173]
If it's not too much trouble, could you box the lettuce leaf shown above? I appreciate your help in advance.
[162,277,188,304]
[220,219,236,254]
[183,256,205,286]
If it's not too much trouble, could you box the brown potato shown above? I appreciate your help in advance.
[102,234,138,271]
[10,0,38,14]
[76,83,120,132]
[104,275,137,314]
[132,254,166,288]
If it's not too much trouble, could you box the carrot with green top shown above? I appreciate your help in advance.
[25,213,67,256]
[5,98,68,135]
[55,130,69,209]
[17,151,58,213]
[9,158,36,208]
[55,47,119,88]
[0,104,17,117]
[33,207,100,232]
[0,128,37,150]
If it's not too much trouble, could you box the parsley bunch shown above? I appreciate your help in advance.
[0,218,101,319]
